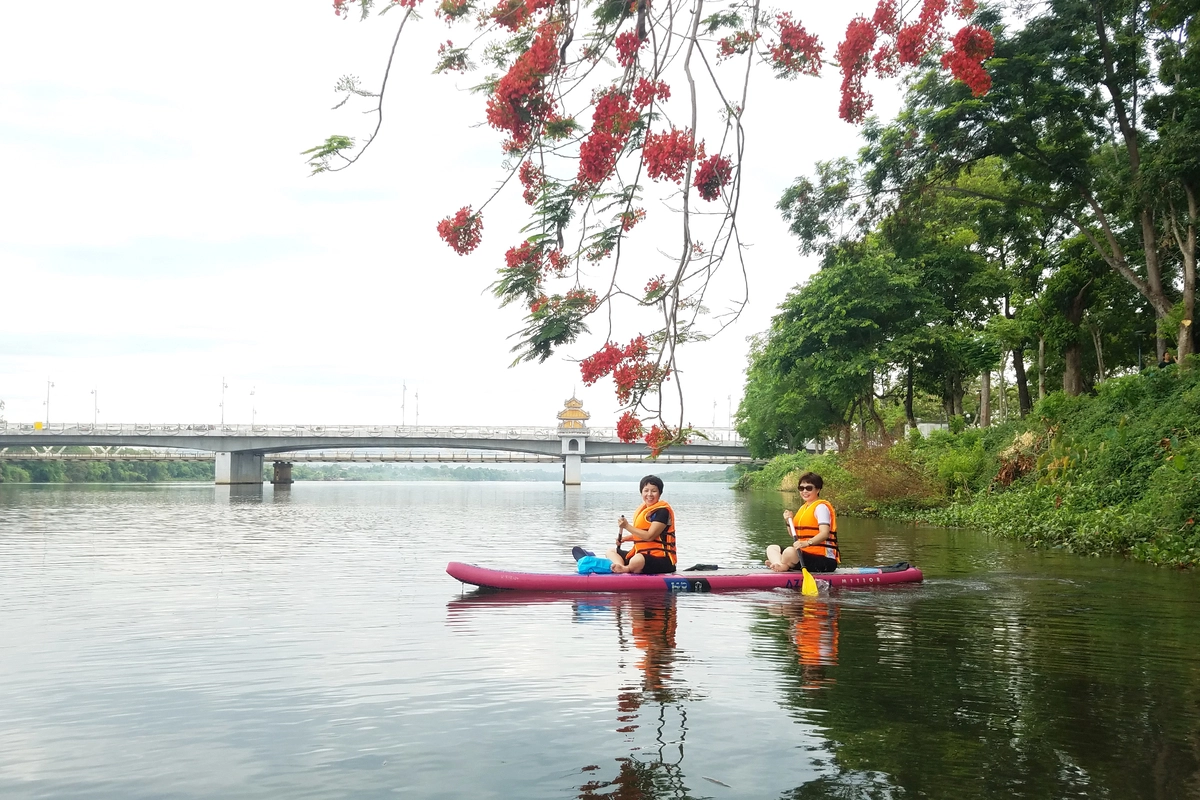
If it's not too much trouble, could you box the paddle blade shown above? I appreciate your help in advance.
[800,567,819,597]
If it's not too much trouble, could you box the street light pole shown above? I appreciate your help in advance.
[44,379,54,425]
[220,377,228,426]
[402,380,407,427]
[250,386,256,429]
[91,388,99,427]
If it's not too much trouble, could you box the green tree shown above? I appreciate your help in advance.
[877,1,1197,362]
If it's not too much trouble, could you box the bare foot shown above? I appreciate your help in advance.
[769,561,792,573]
[610,563,629,574]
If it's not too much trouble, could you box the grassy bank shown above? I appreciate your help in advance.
[736,363,1199,567]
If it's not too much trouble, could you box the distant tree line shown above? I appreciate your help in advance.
[0,459,214,484]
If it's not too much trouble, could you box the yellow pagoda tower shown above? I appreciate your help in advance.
[556,395,590,431]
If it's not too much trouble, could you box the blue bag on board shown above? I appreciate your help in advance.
[576,556,613,575]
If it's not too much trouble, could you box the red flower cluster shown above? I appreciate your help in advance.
[644,425,672,458]
[563,288,599,309]
[615,31,644,68]
[616,411,644,443]
[830,0,985,123]
[505,241,566,275]
[580,336,650,385]
[519,160,543,205]
[577,90,639,187]
[530,294,548,313]
[717,30,760,61]
[579,336,666,403]
[333,0,349,16]
[693,153,732,202]
[896,0,948,65]
[632,77,671,107]
[437,0,473,23]
[392,0,423,7]
[437,206,483,255]
[485,22,560,146]
[489,0,554,31]
[642,128,697,184]
[837,16,877,123]
[872,0,900,35]
[547,249,568,273]
[620,208,647,231]
[771,13,824,77]
[941,25,994,95]
[505,240,541,270]
[644,275,665,296]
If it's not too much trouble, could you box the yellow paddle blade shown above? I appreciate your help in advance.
[800,567,819,597]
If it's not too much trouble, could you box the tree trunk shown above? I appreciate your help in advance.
[869,395,892,445]
[999,352,1008,422]
[1038,336,1046,401]
[1063,343,1084,395]
[980,370,991,427]
[1173,184,1197,362]
[1013,347,1031,416]
[1091,324,1106,382]
[1062,282,1090,396]
[905,358,917,431]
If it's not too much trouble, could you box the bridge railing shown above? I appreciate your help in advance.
[0,422,744,446]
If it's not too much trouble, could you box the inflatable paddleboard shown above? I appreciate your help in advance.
[446,561,922,593]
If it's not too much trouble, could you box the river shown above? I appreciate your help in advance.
[2,481,1198,799]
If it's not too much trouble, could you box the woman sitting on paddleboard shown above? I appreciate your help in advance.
[605,475,677,575]
[766,471,839,573]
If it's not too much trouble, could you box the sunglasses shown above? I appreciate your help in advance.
[798,485,817,492]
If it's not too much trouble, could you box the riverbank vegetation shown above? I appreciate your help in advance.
[738,365,1198,566]
[736,1,1199,567]
[0,459,214,483]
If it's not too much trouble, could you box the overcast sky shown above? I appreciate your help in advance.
[0,1,904,429]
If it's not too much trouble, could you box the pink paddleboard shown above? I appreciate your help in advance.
[446,561,923,593]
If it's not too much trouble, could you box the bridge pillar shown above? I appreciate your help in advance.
[215,452,263,485]
[560,432,586,485]
[271,461,293,486]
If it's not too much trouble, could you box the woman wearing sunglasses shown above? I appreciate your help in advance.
[766,471,839,573]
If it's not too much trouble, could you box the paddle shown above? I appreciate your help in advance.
[787,517,819,597]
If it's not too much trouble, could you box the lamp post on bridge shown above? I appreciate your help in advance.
[91,389,99,427]
[250,386,256,430]
[220,377,228,426]
[44,379,54,426]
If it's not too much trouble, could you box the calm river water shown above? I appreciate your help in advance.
[2,481,1199,799]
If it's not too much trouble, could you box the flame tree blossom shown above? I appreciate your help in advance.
[312,0,994,447]
[436,206,483,255]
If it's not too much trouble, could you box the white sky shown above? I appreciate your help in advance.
[0,1,903,428]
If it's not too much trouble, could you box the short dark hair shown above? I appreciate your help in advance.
[796,471,823,491]
[639,474,664,493]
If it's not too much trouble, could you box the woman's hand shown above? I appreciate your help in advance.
[783,510,793,523]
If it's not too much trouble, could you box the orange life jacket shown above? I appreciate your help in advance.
[793,499,838,563]
[631,500,676,564]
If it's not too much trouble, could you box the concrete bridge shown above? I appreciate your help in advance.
[0,419,752,485]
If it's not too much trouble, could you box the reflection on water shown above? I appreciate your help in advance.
[763,598,840,691]
[3,482,1200,800]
